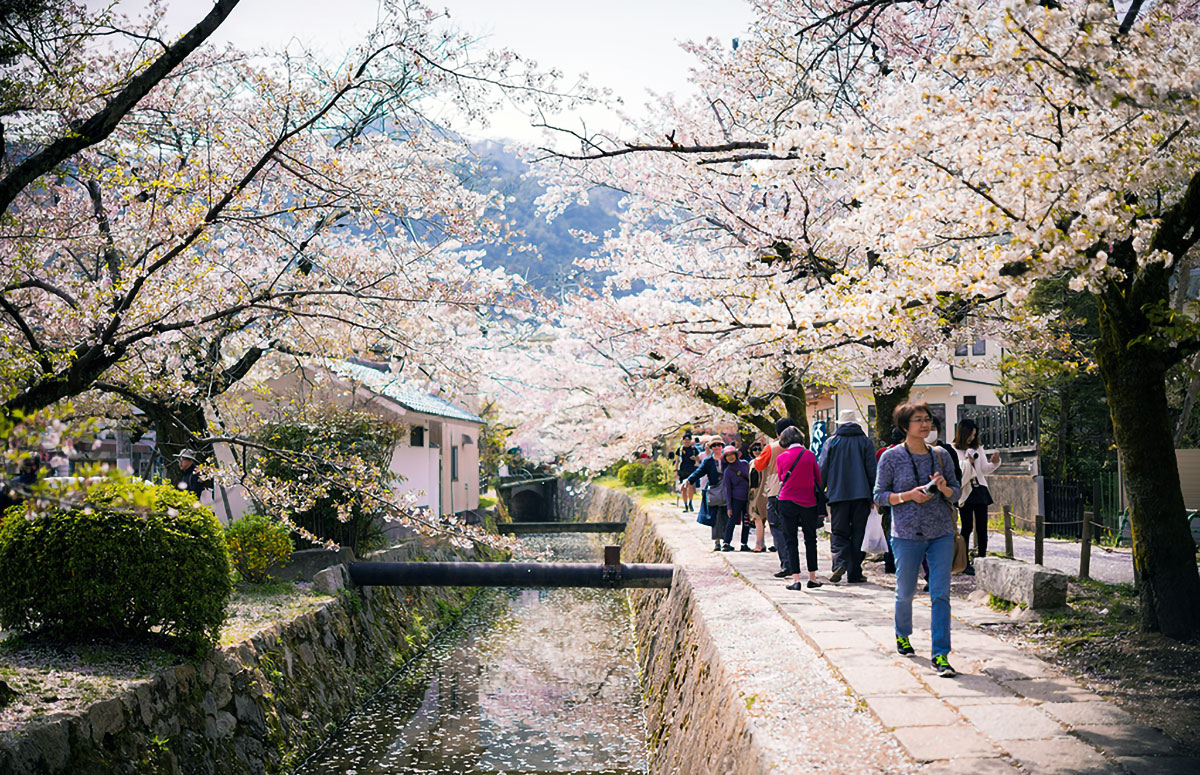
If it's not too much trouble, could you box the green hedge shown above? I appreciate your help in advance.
[617,463,645,487]
[227,514,293,583]
[0,478,233,653]
[643,458,676,493]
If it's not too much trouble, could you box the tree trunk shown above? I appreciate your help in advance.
[872,356,928,444]
[1096,295,1200,640]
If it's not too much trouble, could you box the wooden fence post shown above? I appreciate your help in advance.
[1080,509,1092,580]
[1003,505,1014,559]
[1035,512,1045,567]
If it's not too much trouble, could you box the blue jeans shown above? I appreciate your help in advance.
[893,534,954,657]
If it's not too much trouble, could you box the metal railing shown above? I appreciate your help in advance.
[958,397,1040,451]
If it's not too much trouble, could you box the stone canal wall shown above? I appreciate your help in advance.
[0,539,476,775]
[569,484,903,775]
[563,485,772,774]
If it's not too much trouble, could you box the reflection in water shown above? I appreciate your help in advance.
[297,535,648,775]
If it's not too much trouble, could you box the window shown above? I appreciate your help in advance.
[972,338,986,356]
[451,446,459,482]
[954,343,968,357]
[410,426,425,447]
[963,396,977,405]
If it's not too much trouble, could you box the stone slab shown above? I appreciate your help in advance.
[925,673,1016,701]
[975,556,1068,609]
[1041,701,1135,727]
[1115,756,1200,775]
[892,725,998,761]
[866,696,959,728]
[840,665,928,696]
[958,703,1064,740]
[1073,725,1179,757]
[918,758,1022,775]
[1004,737,1123,775]
[1003,677,1099,703]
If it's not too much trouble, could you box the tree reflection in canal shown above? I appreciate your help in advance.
[297,535,648,774]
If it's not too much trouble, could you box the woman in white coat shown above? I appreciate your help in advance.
[953,418,1001,574]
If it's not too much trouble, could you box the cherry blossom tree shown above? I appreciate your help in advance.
[0,0,583,548]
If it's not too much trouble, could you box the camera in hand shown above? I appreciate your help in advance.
[920,480,939,495]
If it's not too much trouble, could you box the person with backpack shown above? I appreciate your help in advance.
[819,409,878,583]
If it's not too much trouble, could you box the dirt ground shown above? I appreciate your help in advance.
[985,578,1200,756]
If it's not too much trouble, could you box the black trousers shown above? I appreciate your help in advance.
[960,502,989,556]
[724,498,748,545]
[829,498,871,578]
[778,499,820,574]
[710,503,728,543]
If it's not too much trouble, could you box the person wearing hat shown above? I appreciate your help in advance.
[819,408,878,583]
[754,417,797,571]
[174,448,210,499]
[719,444,752,551]
[688,438,731,550]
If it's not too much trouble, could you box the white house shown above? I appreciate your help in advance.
[810,337,1004,442]
[211,359,483,526]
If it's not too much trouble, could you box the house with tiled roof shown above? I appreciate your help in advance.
[211,358,483,528]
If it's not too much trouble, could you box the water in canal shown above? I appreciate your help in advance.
[295,534,648,775]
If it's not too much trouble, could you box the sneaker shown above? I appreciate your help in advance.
[847,576,868,584]
[773,570,790,578]
[721,543,735,552]
[714,542,722,552]
[739,544,751,552]
[829,566,846,583]
[963,564,976,576]
[896,636,915,656]
[932,654,957,677]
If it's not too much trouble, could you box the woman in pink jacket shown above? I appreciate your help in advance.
[775,426,825,590]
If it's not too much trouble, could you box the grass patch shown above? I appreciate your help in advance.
[987,594,1017,613]
[478,494,496,509]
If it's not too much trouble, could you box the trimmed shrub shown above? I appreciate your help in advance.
[616,463,645,487]
[643,458,676,493]
[227,514,294,583]
[0,478,232,653]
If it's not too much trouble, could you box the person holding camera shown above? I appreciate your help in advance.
[953,418,1001,574]
[874,401,962,678]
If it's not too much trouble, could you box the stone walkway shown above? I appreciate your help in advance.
[649,501,1198,775]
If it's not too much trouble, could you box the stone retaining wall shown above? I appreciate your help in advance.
[562,485,776,774]
[0,539,476,775]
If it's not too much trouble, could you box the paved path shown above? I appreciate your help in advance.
[648,501,1197,774]
[990,531,1135,585]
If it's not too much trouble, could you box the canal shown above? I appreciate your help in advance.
[296,534,649,774]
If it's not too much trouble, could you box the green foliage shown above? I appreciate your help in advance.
[0,478,232,653]
[642,458,675,494]
[226,514,293,584]
[254,407,406,553]
[616,463,645,487]
[1000,275,1116,482]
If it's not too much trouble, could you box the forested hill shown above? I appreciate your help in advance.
[468,140,622,295]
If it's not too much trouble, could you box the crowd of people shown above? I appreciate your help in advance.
[671,401,1003,678]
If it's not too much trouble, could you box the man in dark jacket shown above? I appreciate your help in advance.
[174,449,211,500]
[819,410,878,582]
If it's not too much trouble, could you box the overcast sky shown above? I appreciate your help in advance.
[148,0,754,143]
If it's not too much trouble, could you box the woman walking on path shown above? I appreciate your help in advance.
[775,426,825,591]
[954,418,1001,575]
[689,438,729,550]
[874,401,961,677]
[720,446,753,551]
